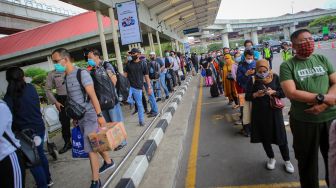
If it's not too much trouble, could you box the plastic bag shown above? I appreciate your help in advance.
[72,126,89,158]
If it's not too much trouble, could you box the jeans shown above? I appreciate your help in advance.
[102,102,124,122]
[194,64,199,73]
[128,87,144,123]
[151,79,161,98]
[158,72,169,98]
[30,133,51,188]
[144,83,158,114]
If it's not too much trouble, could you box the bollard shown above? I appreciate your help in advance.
[332,41,335,49]
[318,41,321,49]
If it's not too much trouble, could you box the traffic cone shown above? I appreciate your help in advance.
[332,41,335,49]
[318,41,321,49]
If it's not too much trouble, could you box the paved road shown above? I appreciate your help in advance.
[176,48,335,188]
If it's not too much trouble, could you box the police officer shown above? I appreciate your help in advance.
[281,41,293,62]
[45,66,71,154]
[262,42,274,69]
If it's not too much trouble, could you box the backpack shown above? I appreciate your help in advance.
[165,57,171,68]
[91,63,116,110]
[116,73,130,102]
[149,60,160,80]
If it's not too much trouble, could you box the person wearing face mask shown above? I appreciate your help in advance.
[51,48,107,188]
[262,42,274,69]
[280,29,336,188]
[124,48,153,126]
[171,51,181,86]
[237,49,256,137]
[280,42,293,62]
[245,59,294,174]
[45,59,72,154]
[149,52,169,102]
[241,40,261,62]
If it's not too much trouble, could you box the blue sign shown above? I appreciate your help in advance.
[183,28,199,35]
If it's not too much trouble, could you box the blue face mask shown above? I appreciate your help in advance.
[127,56,132,61]
[87,59,96,67]
[235,56,241,63]
[54,64,66,72]
[256,72,269,79]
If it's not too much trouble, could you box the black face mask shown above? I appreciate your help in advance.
[150,57,155,60]
[131,55,138,61]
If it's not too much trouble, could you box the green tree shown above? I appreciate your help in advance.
[24,67,48,101]
[207,43,222,52]
[309,15,336,27]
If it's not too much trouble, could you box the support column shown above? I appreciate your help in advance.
[251,30,259,45]
[290,25,296,35]
[96,10,109,61]
[283,27,290,41]
[243,32,251,40]
[108,7,123,73]
[148,32,155,52]
[171,41,175,51]
[221,32,229,48]
[175,40,180,52]
[128,45,132,51]
[156,30,163,57]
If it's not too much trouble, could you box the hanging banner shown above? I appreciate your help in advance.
[116,0,142,45]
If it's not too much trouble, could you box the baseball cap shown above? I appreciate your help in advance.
[128,48,141,54]
[149,52,156,55]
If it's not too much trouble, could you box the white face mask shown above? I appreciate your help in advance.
[127,56,132,61]
[246,59,253,64]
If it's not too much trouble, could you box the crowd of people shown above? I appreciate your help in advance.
[0,28,335,188]
[194,29,336,188]
[0,44,193,188]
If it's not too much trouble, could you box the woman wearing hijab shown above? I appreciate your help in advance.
[245,59,294,173]
[222,54,239,108]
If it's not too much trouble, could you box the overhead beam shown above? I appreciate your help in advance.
[157,1,194,21]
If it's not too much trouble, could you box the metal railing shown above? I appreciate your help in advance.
[102,77,191,188]
[3,0,81,16]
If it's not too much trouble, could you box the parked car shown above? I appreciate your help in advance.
[265,40,281,53]
[317,34,324,41]
[313,35,320,42]
[253,44,264,52]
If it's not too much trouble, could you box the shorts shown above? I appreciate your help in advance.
[78,112,98,153]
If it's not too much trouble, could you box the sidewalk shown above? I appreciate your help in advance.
[25,91,178,188]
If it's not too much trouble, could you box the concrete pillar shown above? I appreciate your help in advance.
[251,30,259,45]
[128,45,132,51]
[148,32,155,52]
[283,27,290,41]
[171,41,175,51]
[108,7,123,73]
[243,32,251,40]
[156,30,163,57]
[290,25,296,35]
[96,10,109,61]
[221,33,229,48]
[175,40,180,52]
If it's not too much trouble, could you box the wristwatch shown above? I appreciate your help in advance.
[97,112,103,118]
[315,94,325,104]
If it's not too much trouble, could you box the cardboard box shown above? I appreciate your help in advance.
[88,122,127,152]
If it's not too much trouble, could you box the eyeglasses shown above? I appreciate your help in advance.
[52,58,64,64]
[297,37,314,44]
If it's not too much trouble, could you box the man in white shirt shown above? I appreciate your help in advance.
[171,51,181,86]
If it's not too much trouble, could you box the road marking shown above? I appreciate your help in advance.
[217,180,327,188]
[185,79,203,188]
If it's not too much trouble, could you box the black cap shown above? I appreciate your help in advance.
[128,48,141,54]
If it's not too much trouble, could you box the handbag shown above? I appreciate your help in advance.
[71,126,89,158]
[226,72,234,80]
[4,129,41,168]
[65,69,87,120]
[270,95,285,109]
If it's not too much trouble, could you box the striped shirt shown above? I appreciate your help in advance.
[65,68,95,113]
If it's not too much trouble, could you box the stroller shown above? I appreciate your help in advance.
[41,105,62,160]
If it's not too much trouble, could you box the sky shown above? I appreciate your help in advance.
[216,0,336,20]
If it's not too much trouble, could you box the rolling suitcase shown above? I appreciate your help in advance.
[210,81,219,97]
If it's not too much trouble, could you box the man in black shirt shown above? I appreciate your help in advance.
[124,48,152,126]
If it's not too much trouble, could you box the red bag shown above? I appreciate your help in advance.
[270,96,284,109]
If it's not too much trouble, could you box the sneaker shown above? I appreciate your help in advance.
[266,158,276,170]
[132,110,138,115]
[58,142,72,154]
[90,180,101,188]
[114,140,127,151]
[139,122,146,127]
[165,96,169,99]
[156,98,162,102]
[99,160,115,174]
[47,180,54,187]
[145,110,151,115]
[234,121,242,125]
[284,161,294,174]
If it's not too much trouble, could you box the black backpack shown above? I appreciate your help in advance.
[165,57,171,68]
[91,63,116,110]
[116,73,130,102]
[148,60,160,80]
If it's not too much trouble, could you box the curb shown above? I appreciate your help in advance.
[115,76,193,188]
